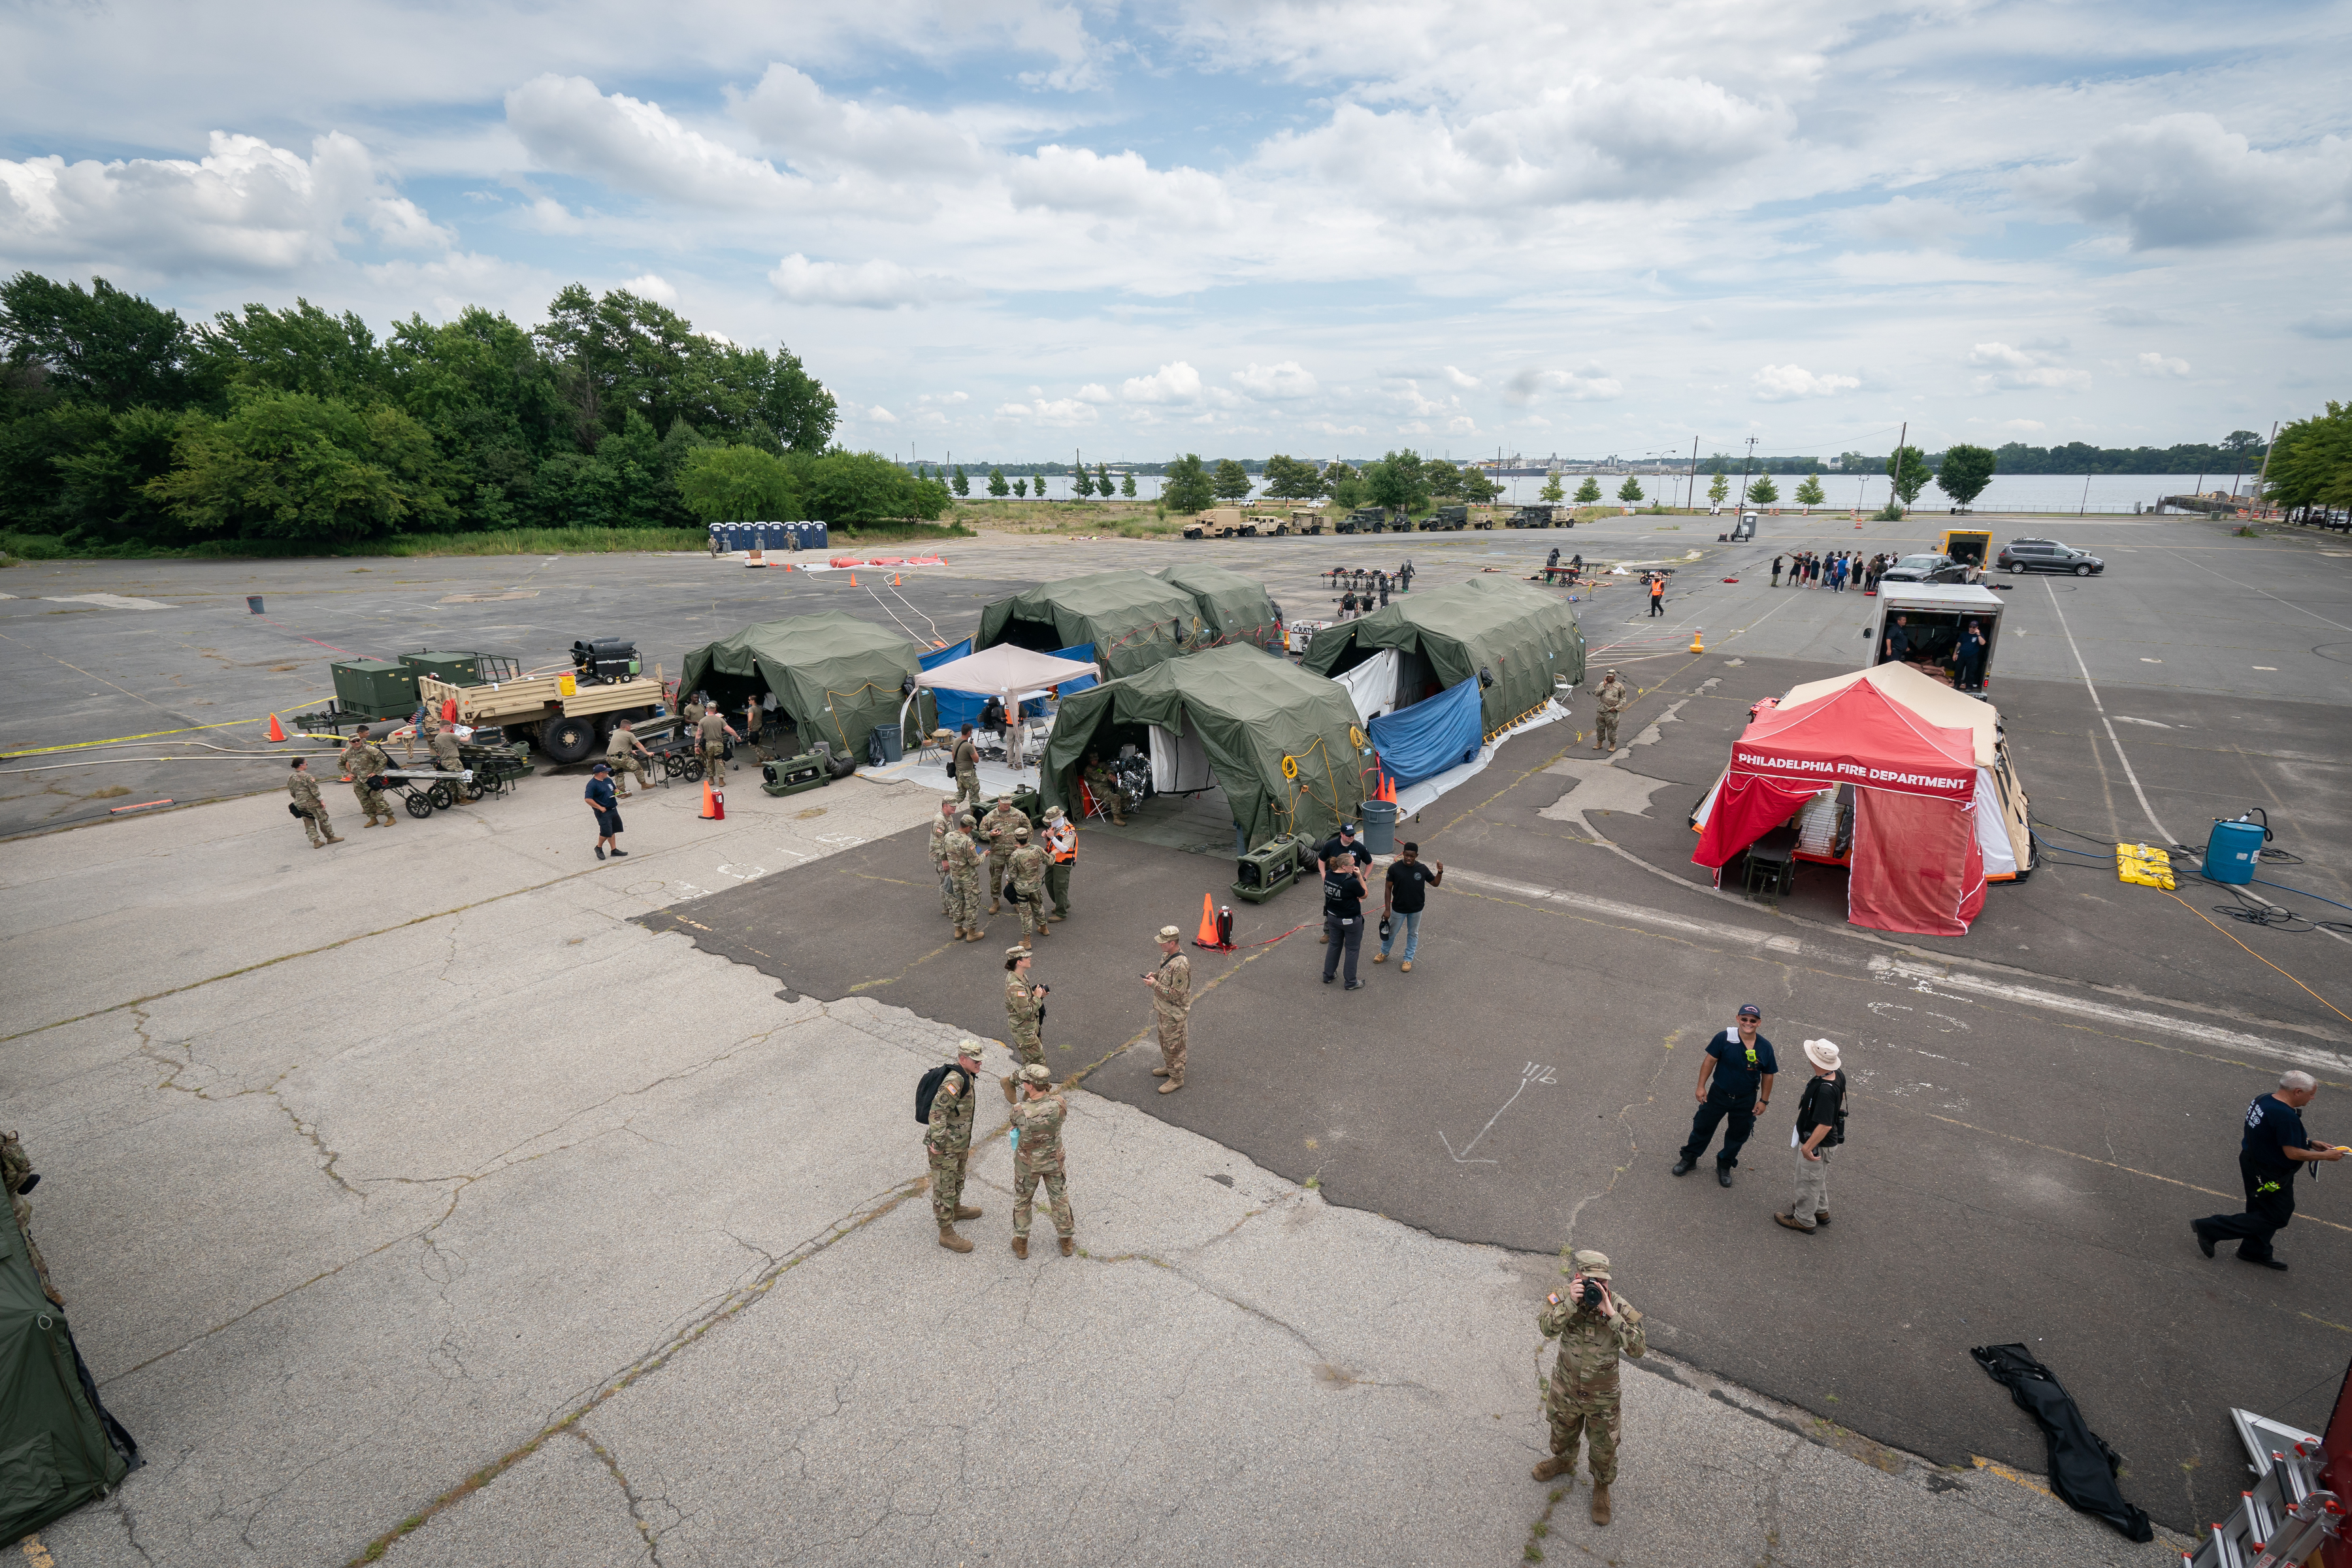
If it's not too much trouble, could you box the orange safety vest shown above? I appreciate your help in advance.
[1046,821,1077,863]
[1650,579,1663,597]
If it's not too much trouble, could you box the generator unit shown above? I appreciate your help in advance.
[329,660,421,719]
[571,638,640,685]
[762,752,832,797]
[1233,831,1315,904]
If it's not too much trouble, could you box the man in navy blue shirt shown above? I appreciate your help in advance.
[2193,1071,2342,1269]
[1673,1005,1777,1188]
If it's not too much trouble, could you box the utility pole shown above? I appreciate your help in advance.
[2252,419,2281,517]
[1738,436,1757,508]
[1891,421,1906,516]
[1686,436,1699,510]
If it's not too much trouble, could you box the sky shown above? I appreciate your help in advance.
[4,0,2349,464]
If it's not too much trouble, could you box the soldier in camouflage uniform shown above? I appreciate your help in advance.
[928,798,961,917]
[341,727,397,827]
[698,704,738,784]
[604,717,652,798]
[3,1128,61,1305]
[1002,947,1046,1103]
[952,723,983,813]
[943,813,985,941]
[1005,826,1051,941]
[1592,670,1631,753]
[1144,924,1191,1093]
[979,794,1031,914]
[1083,749,1132,825]
[926,1039,985,1252]
[286,757,340,847]
[1008,1063,1075,1258]
[1533,1247,1646,1526]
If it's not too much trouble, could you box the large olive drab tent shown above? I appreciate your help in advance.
[678,612,929,757]
[1299,576,1584,736]
[3,1206,138,1541]
[1152,564,1282,651]
[976,570,1203,679]
[1041,644,1368,849]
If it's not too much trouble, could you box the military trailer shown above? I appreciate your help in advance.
[418,670,668,766]
[294,650,523,734]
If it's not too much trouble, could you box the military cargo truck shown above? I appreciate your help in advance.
[417,671,668,766]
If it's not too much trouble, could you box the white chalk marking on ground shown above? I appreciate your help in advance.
[2112,715,2171,728]
[1870,955,2352,1075]
[1448,866,1805,955]
[1439,1061,1554,1163]
[2041,578,2174,846]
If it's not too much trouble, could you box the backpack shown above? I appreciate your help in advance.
[915,1064,969,1124]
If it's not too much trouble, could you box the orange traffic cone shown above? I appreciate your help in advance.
[1195,891,1218,946]
[266,713,286,742]
[700,781,719,820]
[850,572,858,587]
[892,573,902,586]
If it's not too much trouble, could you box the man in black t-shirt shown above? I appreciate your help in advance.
[2193,1071,2343,1269]
[1672,1005,1777,1188]
[1375,841,1444,972]
[1774,1039,1846,1233]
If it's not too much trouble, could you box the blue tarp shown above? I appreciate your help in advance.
[1367,675,1482,787]
[920,639,973,670]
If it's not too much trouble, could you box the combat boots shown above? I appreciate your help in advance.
[1531,1456,1572,1483]
[1058,1237,1074,1256]
[989,899,1001,915]
[1590,1483,1611,1526]
[325,833,343,843]
[938,1226,973,1253]
[1011,1236,1028,1259]
[954,1203,983,1220]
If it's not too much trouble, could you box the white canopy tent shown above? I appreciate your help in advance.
[897,644,1102,770]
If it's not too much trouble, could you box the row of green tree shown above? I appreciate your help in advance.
[2263,404,2351,514]
[1825,433,2268,478]
[0,272,952,546]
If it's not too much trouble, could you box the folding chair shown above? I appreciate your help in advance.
[1079,780,1111,823]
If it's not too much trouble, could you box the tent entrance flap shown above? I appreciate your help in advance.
[1848,789,1985,936]
[1149,721,1216,792]
[1333,648,1401,723]
[1367,675,1482,788]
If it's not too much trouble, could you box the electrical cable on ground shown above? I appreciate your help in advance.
[2162,890,2352,1026]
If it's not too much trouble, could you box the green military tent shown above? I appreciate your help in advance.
[1041,643,1368,849]
[1152,563,1282,652]
[1299,576,1584,736]
[976,570,1203,679]
[3,1205,138,1541]
[678,612,930,758]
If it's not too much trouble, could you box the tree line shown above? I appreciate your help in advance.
[0,272,954,547]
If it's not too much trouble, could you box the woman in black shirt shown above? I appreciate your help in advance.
[1321,855,1368,990]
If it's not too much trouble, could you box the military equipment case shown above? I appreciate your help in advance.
[418,673,665,766]
[329,661,421,719]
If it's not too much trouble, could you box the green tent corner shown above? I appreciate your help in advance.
[678,612,930,758]
[1299,576,1584,735]
[1151,564,1283,652]
[3,1206,137,1541]
[976,570,1204,679]
[1041,643,1368,849]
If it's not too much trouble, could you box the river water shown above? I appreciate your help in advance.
[962,472,2253,514]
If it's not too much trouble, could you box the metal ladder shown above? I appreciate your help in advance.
[2181,1437,2343,1567]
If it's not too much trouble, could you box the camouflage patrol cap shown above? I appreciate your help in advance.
[1014,826,1030,840]
[1005,945,1031,958]
[1019,1063,1053,1085]
[1561,1248,1611,1279]
[1157,924,1181,941]
[957,813,977,827]
[951,1038,982,1062]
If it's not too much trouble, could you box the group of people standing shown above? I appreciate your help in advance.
[1771,550,1883,592]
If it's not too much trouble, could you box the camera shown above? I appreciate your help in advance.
[1579,1279,1603,1310]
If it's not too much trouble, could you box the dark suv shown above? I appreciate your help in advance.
[1998,538,2104,576]
[1877,552,1968,585]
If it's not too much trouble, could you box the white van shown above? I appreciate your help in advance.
[1864,583,2004,694]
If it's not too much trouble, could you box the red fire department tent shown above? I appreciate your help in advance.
[1692,676,1986,936]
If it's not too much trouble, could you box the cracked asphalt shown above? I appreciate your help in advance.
[4,509,2345,1563]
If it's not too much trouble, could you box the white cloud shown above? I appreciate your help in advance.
[1505,365,1621,404]
[621,271,677,302]
[916,390,970,406]
[733,63,991,179]
[865,404,898,422]
[1965,342,2089,392]
[993,397,1098,426]
[2097,305,2172,327]
[1445,415,1477,434]
[1232,361,1318,399]
[506,74,801,208]
[1827,195,1990,247]
[768,253,957,309]
[1441,365,1480,389]
[1075,383,1113,402]
[1751,364,1861,400]
[1313,422,1368,436]
[2132,351,2191,377]
[0,129,449,273]
[1009,146,1233,226]
[1120,361,1203,404]
[2031,112,2352,249]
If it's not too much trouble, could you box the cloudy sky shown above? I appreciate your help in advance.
[4,0,2348,462]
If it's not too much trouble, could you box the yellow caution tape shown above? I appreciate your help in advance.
[0,715,270,758]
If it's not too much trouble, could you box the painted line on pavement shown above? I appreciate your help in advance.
[1870,956,2352,1077]
[1448,866,1806,956]
[2040,578,2174,846]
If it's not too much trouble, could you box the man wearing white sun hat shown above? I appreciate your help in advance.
[1775,1039,1847,1234]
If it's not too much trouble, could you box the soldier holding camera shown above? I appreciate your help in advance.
[1532,1248,1645,1526]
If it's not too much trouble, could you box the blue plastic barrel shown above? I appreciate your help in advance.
[2204,818,2263,885]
